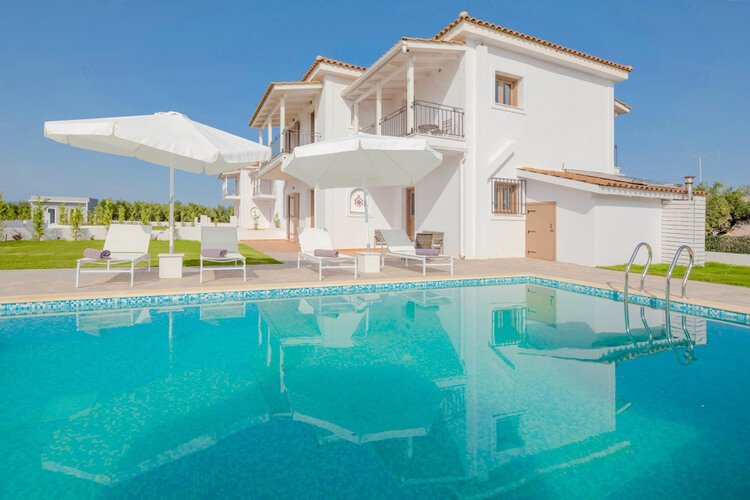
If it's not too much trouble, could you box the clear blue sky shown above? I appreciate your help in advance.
[1,0,748,205]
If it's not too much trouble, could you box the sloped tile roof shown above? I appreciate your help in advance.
[435,11,633,72]
[300,55,367,82]
[518,167,702,195]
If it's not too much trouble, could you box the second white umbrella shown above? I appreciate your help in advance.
[282,133,443,250]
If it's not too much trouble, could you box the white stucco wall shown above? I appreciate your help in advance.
[526,181,596,265]
[415,154,462,256]
[479,44,615,176]
[593,195,663,266]
[526,180,665,267]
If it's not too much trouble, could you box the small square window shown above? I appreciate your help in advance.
[495,74,519,107]
[492,179,525,215]
[496,413,524,452]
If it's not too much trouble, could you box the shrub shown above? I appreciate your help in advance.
[273,212,281,229]
[12,231,22,241]
[70,207,83,241]
[706,235,750,255]
[31,197,48,241]
[251,209,260,230]
[59,203,69,225]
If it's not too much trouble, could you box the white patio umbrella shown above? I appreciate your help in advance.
[44,111,271,253]
[282,133,443,250]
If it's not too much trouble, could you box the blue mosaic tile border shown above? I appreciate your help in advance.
[1,275,748,326]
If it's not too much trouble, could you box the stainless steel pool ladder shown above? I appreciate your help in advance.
[623,243,654,351]
[663,245,697,365]
[624,242,652,304]
[665,313,697,365]
[665,245,695,308]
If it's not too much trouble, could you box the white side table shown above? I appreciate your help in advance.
[357,252,382,274]
[158,253,185,279]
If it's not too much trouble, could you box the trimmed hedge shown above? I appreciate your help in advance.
[706,235,750,254]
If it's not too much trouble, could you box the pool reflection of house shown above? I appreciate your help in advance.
[256,286,704,488]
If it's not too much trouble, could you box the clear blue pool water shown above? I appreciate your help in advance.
[1,283,749,498]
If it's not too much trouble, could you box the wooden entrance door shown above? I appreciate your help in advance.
[287,193,300,241]
[405,187,415,239]
[526,202,556,260]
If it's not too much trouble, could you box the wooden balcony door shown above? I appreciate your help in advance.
[405,187,415,240]
[287,193,300,241]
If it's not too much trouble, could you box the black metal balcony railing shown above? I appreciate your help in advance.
[269,129,320,158]
[360,122,377,135]
[413,100,464,138]
[378,106,406,137]
[361,101,464,138]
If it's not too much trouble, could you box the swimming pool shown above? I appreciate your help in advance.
[1,282,748,498]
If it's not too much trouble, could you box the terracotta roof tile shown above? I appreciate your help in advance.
[518,167,703,195]
[400,36,464,45]
[435,11,633,73]
[248,81,321,127]
[300,55,367,82]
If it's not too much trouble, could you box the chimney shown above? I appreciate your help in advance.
[684,175,695,201]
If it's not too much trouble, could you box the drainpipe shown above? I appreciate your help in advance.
[684,175,694,201]
[459,152,466,259]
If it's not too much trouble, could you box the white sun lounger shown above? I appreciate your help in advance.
[76,224,152,287]
[379,229,453,276]
[199,226,246,283]
[297,228,357,281]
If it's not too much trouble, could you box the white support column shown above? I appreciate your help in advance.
[279,95,286,152]
[353,100,359,131]
[375,85,382,135]
[406,57,415,134]
[266,121,272,147]
[258,128,263,146]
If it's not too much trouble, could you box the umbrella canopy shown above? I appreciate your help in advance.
[282,132,443,188]
[44,111,271,253]
[282,133,443,249]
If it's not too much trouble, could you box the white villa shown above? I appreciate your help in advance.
[29,196,98,225]
[223,11,705,266]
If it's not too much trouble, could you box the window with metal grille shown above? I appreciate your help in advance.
[491,178,526,215]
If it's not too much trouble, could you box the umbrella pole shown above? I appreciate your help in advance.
[169,155,174,255]
[361,153,371,252]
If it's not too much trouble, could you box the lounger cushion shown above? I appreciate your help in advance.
[83,248,111,259]
[314,249,339,257]
[202,248,228,258]
[415,248,439,256]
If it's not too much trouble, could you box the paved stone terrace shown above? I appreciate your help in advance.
[0,255,748,315]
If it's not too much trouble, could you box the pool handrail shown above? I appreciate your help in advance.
[665,245,694,309]
[624,242,653,305]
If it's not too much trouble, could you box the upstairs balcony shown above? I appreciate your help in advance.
[268,129,320,161]
[221,174,240,201]
[361,100,464,138]
[343,37,466,144]
[252,177,278,201]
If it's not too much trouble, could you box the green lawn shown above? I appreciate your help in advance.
[0,240,281,270]
[600,262,750,288]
